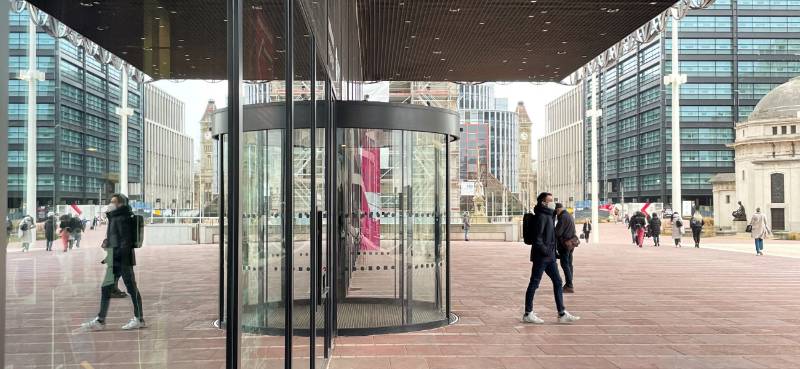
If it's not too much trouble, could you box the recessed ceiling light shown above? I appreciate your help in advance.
[170,10,177,14]
[557,50,567,54]
[440,58,446,61]
[411,35,416,38]
[540,10,548,14]
[449,8,460,12]
[528,15,534,18]
[80,1,93,7]
[542,29,548,32]
[433,50,442,54]
[404,20,411,24]
[479,22,485,25]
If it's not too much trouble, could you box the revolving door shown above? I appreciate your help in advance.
[214,101,458,339]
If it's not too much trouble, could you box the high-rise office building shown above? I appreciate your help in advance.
[143,84,193,210]
[7,9,143,212]
[580,0,800,208]
[458,84,519,193]
[539,84,586,207]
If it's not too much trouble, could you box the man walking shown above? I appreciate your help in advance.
[82,193,145,330]
[522,192,580,324]
[554,203,576,293]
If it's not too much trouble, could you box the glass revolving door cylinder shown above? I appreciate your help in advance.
[214,101,458,335]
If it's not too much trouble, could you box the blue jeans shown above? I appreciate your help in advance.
[755,238,764,253]
[525,259,565,314]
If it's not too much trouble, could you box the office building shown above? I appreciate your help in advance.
[538,83,586,207]
[7,9,143,213]
[578,0,800,208]
[143,84,193,210]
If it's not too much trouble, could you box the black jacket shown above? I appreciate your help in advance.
[555,210,576,249]
[107,205,136,266]
[648,217,662,236]
[530,205,557,262]
[582,222,592,233]
[629,214,647,230]
[44,217,56,241]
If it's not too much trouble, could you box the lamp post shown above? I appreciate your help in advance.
[664,13,687,215]
[19,17,45,219]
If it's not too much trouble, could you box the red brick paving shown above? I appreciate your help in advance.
[5,223,800,368]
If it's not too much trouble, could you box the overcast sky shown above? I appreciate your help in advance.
[152,80,574,162]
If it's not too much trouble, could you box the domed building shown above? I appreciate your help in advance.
[713,76,800,235]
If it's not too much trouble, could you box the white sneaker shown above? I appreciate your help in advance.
[81,317,106,331]
[522,312,545,324]
[558,311,580,324]
[121,317,146,330]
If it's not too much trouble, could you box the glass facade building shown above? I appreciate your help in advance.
[7,9,143,215]
[585,0,800,208]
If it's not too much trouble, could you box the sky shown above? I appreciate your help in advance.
[152,80,574,161]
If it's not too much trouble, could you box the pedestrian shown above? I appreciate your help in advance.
[59,215,72,252]
[648,213,662,247]
[91,216,98,230]
[82,193,145,331]
[71,216,84,249]
[749,208,771,256]
[5,216,12,244]
[521,192,580,324]
[462,211,471,241]
[629,211,647,248]
[671,212,684,247]
[690,212,704,248]
[44,212,56,251]
[554,203,577,293]
[623,213,630,226]
[582,219,591,244]
[18,215,35,252]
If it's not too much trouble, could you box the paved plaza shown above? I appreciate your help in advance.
[4,223,800,369]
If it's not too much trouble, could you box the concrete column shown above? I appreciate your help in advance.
[588,74,602,244]
[116,65,134,196]
[664,15,687,214]
[22,19,44,218]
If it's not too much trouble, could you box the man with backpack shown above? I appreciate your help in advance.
[70,215,84,249]
[82,193,145,331]
[521,192,580,324]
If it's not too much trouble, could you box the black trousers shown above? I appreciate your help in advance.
[692,228,702,245]
[558,246,574,288]
[98,265,143,320]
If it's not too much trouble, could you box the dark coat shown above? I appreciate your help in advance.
[629,213,647,231]
[555,210,576,249]
[582,222,592,233]
[530,205,557,262]
[106,205,136,266]
[648,217,662,236]
[44,217,56,241]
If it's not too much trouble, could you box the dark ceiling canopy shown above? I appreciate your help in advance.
[28,0,677,82]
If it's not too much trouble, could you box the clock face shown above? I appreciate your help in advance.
[204,131,212,140]
[521,132,528,141]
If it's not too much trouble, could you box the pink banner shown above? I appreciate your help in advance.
[359,132,381,251]
[70,203,82,215]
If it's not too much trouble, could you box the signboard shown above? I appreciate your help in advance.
[682,201,694,217]
[460,182,476,196]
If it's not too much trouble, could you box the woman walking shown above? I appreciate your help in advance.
[462,212,471,241]
[749,208,771,256]
[582,219,591,244]
[59,215,72,252]
[690,212,705,248]
[671,212,684,247]
[44,212,56,251]
[18,216,35,252]
[649,213,662,247]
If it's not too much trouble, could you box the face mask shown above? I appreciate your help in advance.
[107,203,117,211]
[546,202,556,210]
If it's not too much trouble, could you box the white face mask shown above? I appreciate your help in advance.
[546,201,556,210]
[107,203,117,211]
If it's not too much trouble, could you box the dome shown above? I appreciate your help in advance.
[748,76,800,122]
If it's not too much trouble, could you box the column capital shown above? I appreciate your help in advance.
[663,74,687,86]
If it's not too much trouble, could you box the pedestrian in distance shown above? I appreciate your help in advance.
[582,219,591,244]
[648,213,662,247]
[671,212,684,247]
[690,212,704,248]
[749,208,771,256]
[44,212,57,251]
[82,193,145,331]
[462,211,471,242]
[58,214,71,252]
[554,203,577,293]
[70,216,85,249]
[521,192,580,325]
[18,215,35,252]
[629,211,647,248]
[623,213,630,226]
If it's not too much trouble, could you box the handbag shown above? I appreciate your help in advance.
[745,224,753,233]
[562,236,580,251]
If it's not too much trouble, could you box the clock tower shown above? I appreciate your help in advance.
[516,102,536,211]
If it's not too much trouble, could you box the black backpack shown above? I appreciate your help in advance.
[522,212,535,245]
[131,214,144,248]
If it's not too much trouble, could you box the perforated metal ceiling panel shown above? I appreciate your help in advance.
[28,0,676,82]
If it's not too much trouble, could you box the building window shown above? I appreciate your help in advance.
[738,16,800,33]
[677,16,732,32]
[60,151,83,170]
[792,125,797,134]
[681,150,734,168]
[37,151,54,167]
[738,39,800,55]
[666,61,732,77]
[682,173,713,190]
[667,106,733,122]
[665,38,732,55]
[86,93,106,113]
[773,126,779,135]
[739,0,800,10]
[9,151,25,168]
[60,175,83,192]
[771,173,785,203]
[86,157,105,174]
[61,129,82,148]
[60,61,82,81]
[677,83,732,100]
[725,195,731,204]
[738,61,800,78]
[639,87,660,106]
[38,127,55,144]
[37,174,54,191]
[61,105,83,125]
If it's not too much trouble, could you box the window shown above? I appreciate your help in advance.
[640,109,661,128]
[739,0,800,10]
[665,38,732,55]
[639,44,660,64]
[61,152,83,170]
[60,174,83,192]
[9,56,27,71]
[739,106,756,122]
[37,151,54,167]
[86,56,103,73]
[606,142,618,156]
[128,128,142,143]
[681,150,734,168]
[86,93,106,112]
[8,127,26,144]
[9,151,25,168]
[739,39,800,55]
[666,61,732,77]
[738,16,800,32]
[60,61,82,80]
[682,173,713,190]
[37,80,55,97]
[678,128,735,144]
[640,87,660,106]
[61,129,82,148]
[640,152,661,170]
[8,174,24,191]
[85,135,107,152]
[641,174,662,191]
[676,83,732,100]
[38,127,55,144]
[37,56,55,72]
[640,131,660,147]
[739,61,800,78]
[619,117,637,134]
[86,114,105,132]
[37,174,54,191]
[620,137,637,153]
[619,159,636,173]
[36,33,55,49]
[708,0,732,9]
[86,177,104,192]
[619,96,637,115]
[9,32,27,49]
[639,65,661,85]
[8,80,26,97]
[86,157,105,174]
[61,105,83,125]
[37,104,55,120]
[792,125,797,134]
[677,16,732,32]
[771,173,785,203]
[606,160,618,175]
[667,106,733,122]
[622,177,638,192]
[737,83,782,100]
[9,104,27,121]
[86,73,105,92]
[619,57,637,76]
[773,126,779,135]
[726,195,731,204]
[619,77,637,96]
[10,10,29,26]
[129,93,141,109]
